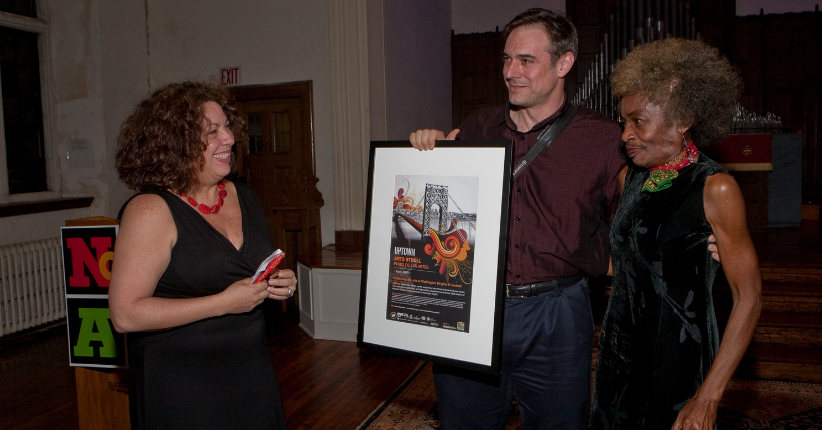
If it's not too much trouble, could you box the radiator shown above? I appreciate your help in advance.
[0,237,65,337]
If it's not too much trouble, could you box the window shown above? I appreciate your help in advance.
[0,1,36,18]
[0,1,50,200]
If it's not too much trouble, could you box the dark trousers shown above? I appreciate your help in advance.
[433,279,594,430]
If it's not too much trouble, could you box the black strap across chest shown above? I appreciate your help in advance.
[511,103,579,180]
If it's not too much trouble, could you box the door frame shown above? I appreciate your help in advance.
[230,81,317,180]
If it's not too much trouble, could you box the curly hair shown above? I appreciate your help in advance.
[610,38,742,147]
[502,8,578,66]
[116,81,247,193]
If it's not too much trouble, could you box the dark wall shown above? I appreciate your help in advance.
[733,11,822,203]
[451,31,506,129]
[564,0,612,103]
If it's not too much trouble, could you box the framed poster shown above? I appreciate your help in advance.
[357,140,513,373]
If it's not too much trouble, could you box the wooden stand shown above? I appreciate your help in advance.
[74,367,130,429]
[66,216,131,430]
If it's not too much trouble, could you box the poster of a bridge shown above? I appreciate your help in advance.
[387,174,478,333]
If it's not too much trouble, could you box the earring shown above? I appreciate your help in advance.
[681,131,695,164]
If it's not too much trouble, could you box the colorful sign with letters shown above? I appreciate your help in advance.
[61,226,127,368]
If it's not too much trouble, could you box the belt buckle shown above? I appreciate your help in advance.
[506,284,531,298]
[505,284,523,298]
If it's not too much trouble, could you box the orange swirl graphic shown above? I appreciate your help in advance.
[427,230,462,259]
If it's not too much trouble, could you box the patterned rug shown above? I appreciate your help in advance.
[357,363,822,430]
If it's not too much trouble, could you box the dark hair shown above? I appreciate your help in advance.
[502,8,578,65]
[116,81,247,193]
[610,38,742,147]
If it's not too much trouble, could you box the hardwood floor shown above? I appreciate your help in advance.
[0,323,79,430]
[0,307,420,430]
[264,307,421,430]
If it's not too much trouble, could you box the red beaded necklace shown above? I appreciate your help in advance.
[180,181,227,214]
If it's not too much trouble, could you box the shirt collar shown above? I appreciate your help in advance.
[502,93,569,134]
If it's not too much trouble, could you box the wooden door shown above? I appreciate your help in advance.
[231,82,323,271]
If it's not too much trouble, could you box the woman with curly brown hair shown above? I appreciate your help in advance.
[109,81,292,429]
[590,38,762,430]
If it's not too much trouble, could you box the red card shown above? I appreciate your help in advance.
[252,249,284,283]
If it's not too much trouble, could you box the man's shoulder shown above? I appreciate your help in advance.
[458,104,508,139]
[461,104,507,124]
[558,106,624,158]
[567,106,623,141]
[571,106,620,128]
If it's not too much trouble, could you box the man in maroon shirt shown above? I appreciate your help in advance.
[411,9,625,430]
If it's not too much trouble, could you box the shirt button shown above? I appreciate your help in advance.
[515,274,521,279]
[516,216,521,221]
[514,244,520,248]
[520,135,526,140]
[517,187,522,192]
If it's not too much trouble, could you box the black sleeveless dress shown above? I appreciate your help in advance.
[127,184,287,430]
[590,156,724,430]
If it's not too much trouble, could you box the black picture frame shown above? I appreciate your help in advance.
[357,140,513,374]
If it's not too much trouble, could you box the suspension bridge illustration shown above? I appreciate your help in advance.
[392,183,476,283]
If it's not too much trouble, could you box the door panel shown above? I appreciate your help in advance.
[231,82,323,271]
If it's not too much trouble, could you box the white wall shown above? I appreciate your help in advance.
[144,0,336,244]
[0,0,111,246]
[99,0,337,246]
[100,0,150,219]
[6,0,548,247]
[0,0,338,246]
[451,0,565,34]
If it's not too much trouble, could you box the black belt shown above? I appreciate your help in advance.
[505,274,585,298]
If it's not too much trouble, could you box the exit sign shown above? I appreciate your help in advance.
[220,66,241,86]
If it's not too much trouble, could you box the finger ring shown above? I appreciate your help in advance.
[287,289,293,297]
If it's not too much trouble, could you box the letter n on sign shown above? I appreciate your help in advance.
[220,66,241,86]
[61,226,118,295]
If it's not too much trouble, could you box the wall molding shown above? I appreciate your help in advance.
[0,197,93,218]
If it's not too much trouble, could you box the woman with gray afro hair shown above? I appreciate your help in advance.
[590,38,761,430]
[610,37,742,147]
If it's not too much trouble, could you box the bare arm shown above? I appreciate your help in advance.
[672,173,762,430]
[108,194,270,333]
[409,128,459,150]
[616,164,629,195]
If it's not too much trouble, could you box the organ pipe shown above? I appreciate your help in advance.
[572,0,700,119]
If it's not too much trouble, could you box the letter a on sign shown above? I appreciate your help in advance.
[73,307,117,358]
[66,297,127,367]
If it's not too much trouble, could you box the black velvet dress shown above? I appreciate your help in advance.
[127,184,287,430]
[590,155,724,430]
